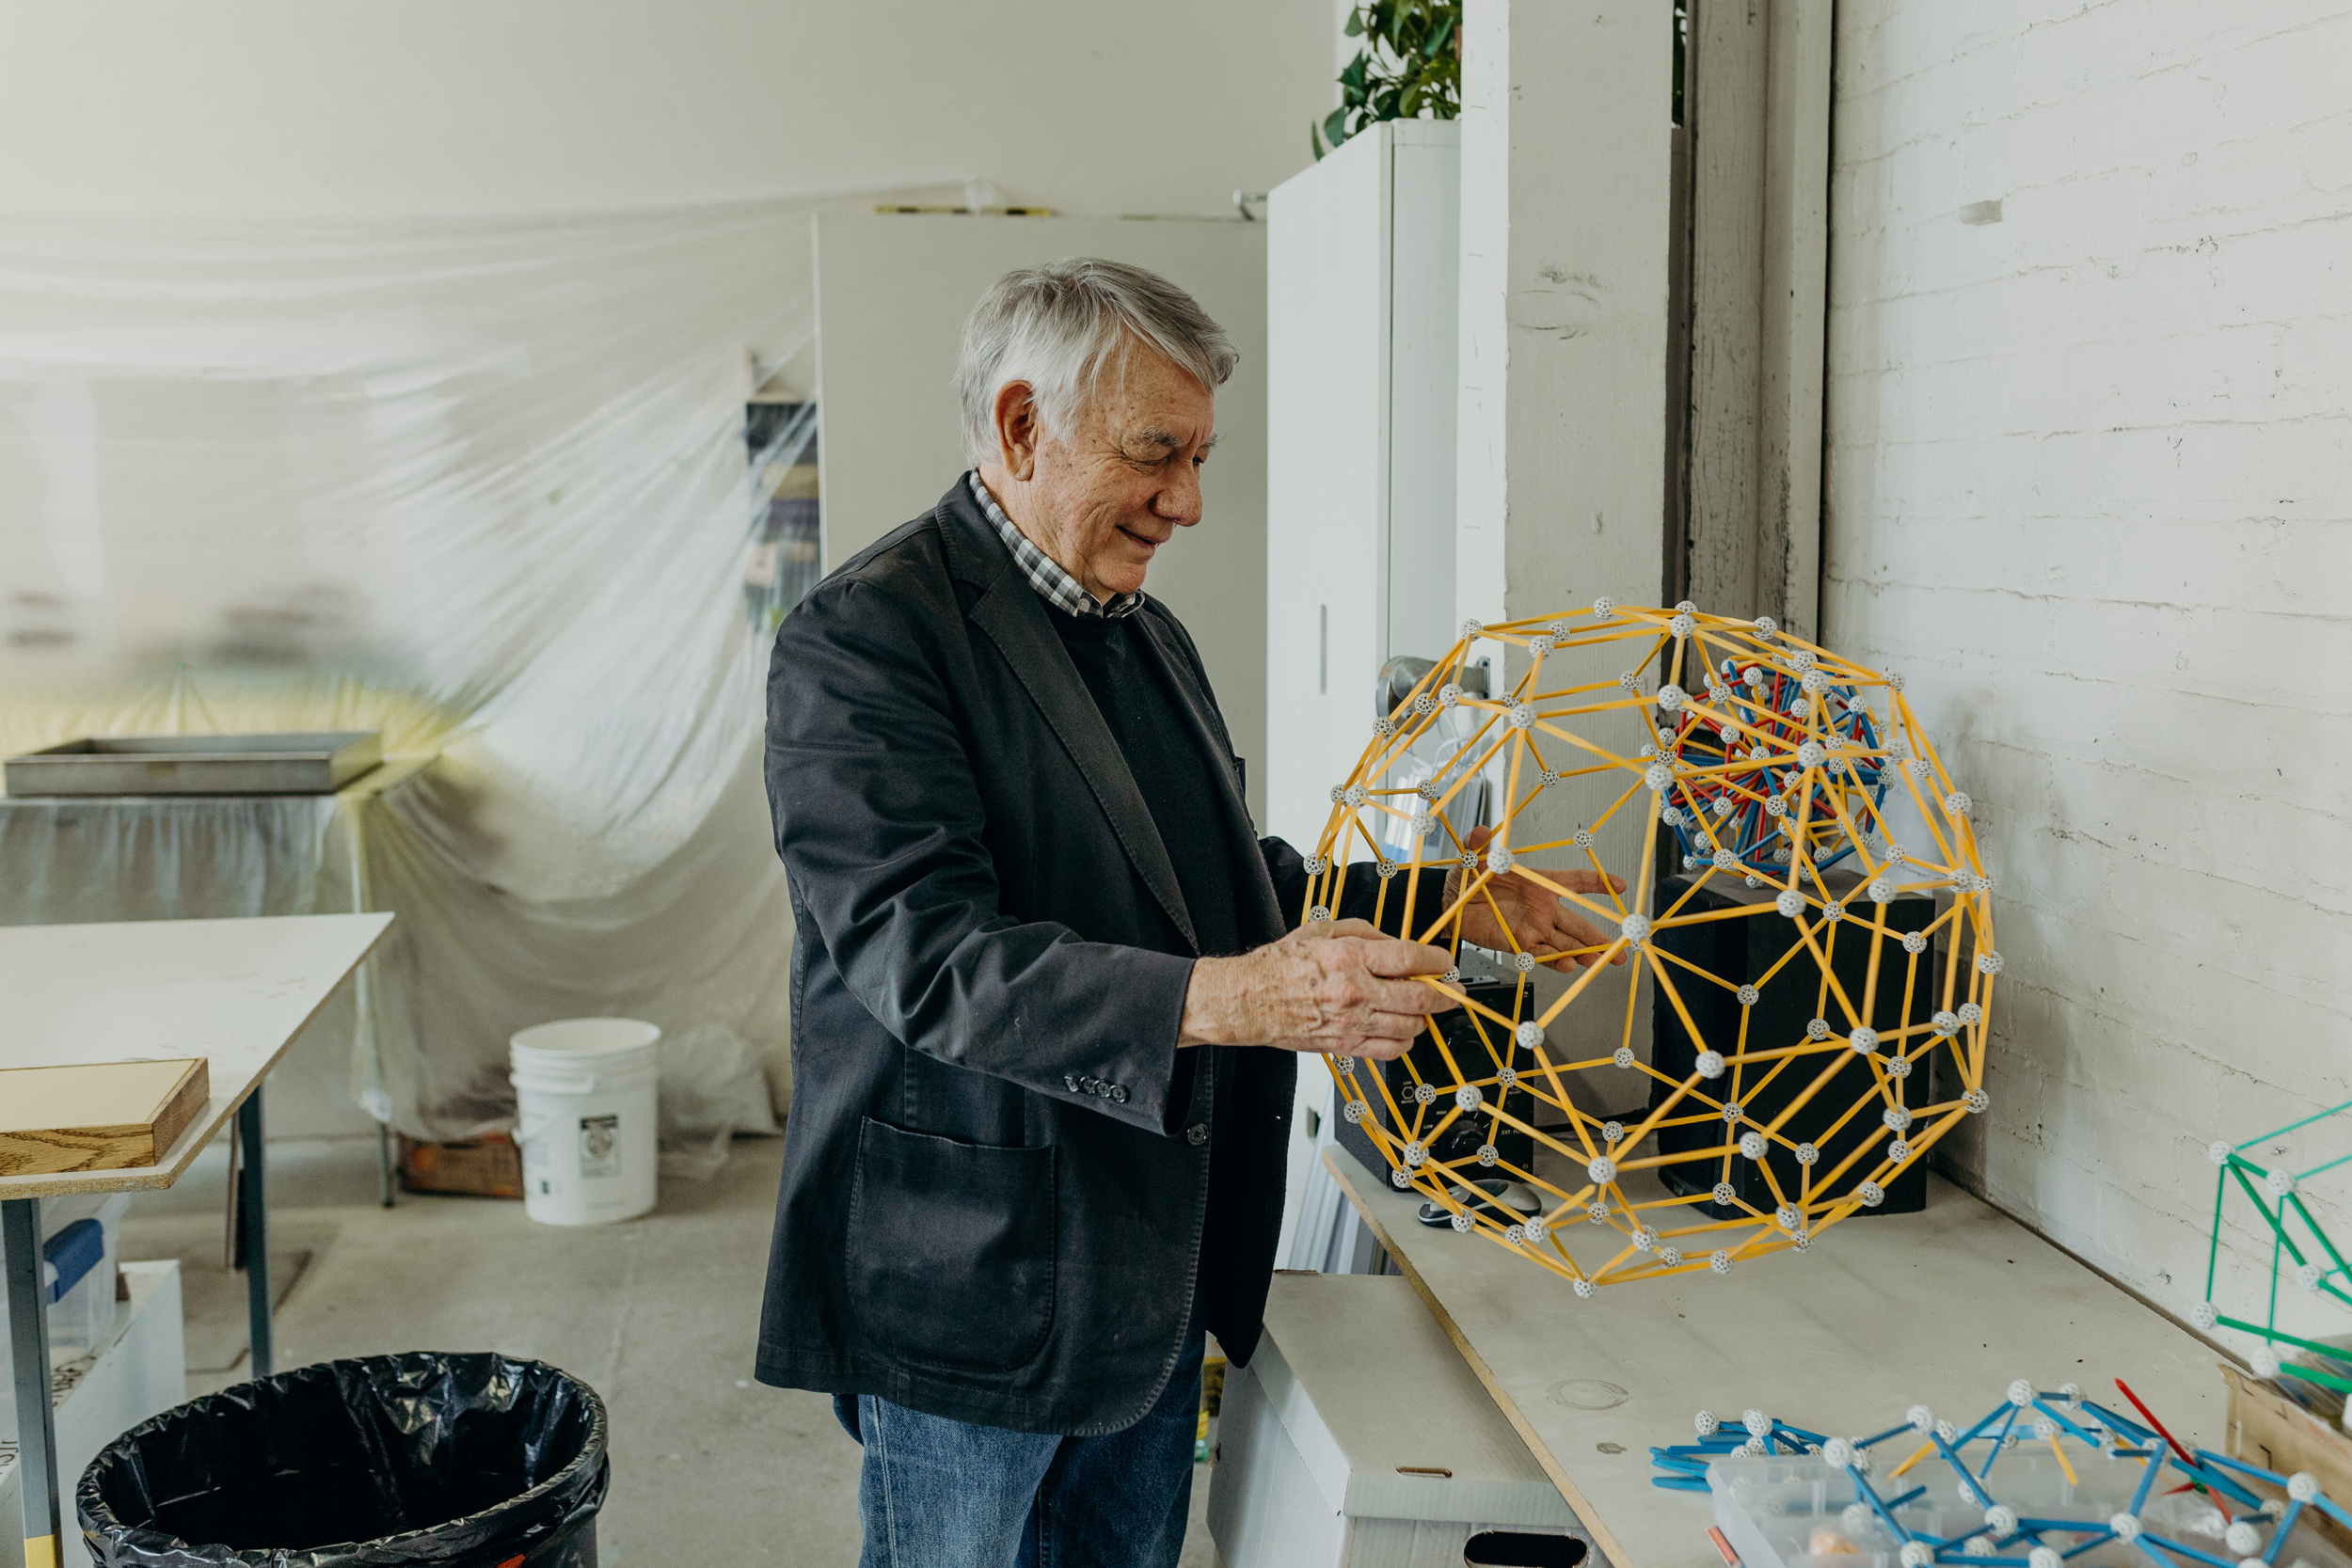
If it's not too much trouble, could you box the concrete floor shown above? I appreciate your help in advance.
[118,1133,1220,1566]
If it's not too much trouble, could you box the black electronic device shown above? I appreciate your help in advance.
[1336,977,1538,1182]
[1647,872,1938,1217]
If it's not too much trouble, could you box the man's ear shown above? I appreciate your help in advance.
[993,381,1041,482]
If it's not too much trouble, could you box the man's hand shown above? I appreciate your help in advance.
[1181,919,1455,1060]
[1449,826,1629,972]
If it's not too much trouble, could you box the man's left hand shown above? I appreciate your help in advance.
[1447,825,1629,972]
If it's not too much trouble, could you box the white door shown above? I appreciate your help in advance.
[813,213,1268,825]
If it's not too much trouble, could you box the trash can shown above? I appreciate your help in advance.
[79,1352,608,1567]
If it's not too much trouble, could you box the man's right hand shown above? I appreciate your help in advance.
[1178,919,1456,1060]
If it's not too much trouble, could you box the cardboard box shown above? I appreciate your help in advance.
[2223,1361,2352,1555]
[397,1132,523,1198]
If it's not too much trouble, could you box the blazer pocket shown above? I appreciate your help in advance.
[847,1117,1057,1373]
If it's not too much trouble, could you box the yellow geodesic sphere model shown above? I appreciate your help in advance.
[1306,600,2000,1291]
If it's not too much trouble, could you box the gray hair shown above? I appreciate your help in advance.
[956,258,1238,466]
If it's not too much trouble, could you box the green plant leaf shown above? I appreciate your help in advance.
[1323,106,1350,148]
[1343,8,1365,37]
[1311,121,1327,160]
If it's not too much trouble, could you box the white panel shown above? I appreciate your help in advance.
[1263,132,1387,856]
[813,213,1270,823]
[1384,122,1461,664]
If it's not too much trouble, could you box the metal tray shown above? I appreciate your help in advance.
[3,731,384,797]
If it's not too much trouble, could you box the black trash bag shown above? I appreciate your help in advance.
[79,1353,609,1568]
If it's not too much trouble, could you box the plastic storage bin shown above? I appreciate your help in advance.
[1708,1448,2352,1568]
[2,1195,128,1444]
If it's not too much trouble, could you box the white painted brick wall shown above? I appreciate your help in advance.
[1825,0,2352,1337]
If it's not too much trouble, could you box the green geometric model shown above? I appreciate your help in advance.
[2197,1099,2352,1397]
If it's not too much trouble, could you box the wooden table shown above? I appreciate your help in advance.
[0,914,389,1568]
[1327,1148,2231,1568]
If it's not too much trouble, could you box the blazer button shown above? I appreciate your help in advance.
[1186,1123,1209,1146]
[1109,1085,1129,1103]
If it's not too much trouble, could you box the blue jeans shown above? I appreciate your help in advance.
[840,1322,1204,1568]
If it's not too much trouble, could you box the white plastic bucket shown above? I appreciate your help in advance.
[510,1019,661,1227]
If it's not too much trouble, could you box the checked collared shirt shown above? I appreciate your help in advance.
[967,470,1144,621]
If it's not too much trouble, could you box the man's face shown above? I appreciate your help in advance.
[1010,345,1216,601]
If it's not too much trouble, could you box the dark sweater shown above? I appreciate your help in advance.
[1045,603,1246,960]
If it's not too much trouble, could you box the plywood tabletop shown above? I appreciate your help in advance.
[1326,1148,2231,1568]
[0,913,391,1198]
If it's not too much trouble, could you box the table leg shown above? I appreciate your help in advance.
[238,1089,273,1380]
[377,1119,395,1209]
[3,1197,62,1568]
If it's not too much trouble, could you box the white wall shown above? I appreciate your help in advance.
[0,0,1335,219]
[1825,1,2352,1331]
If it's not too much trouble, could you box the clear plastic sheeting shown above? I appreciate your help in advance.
[0,198,905,1137]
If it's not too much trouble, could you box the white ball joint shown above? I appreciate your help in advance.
[2225,1524,2262,1555]
[2208,1140,2235,1165]
[1740,1132,1768,1160]
[1822,1436,1854,1468]
[1657,683,1688,713]
[2265,1168,2297,1199]
[1516,1022,1545,1051]
[1806,1017,1833,1040]
[1438,683,1463,709]
[1695,1050,1726,1079]
[1645,763,1673,793]
[1509,702,1536,730]
[1587,1156,1617,1185]
[1694,1409,1721,1437]
[1592,596,1617,618]
[1737,985,1761,1006]
[1613,1046,1637,1069]
[1455,1085,1484,1112]
[1710,1250,1733,1275]
[1977,949,2005,976]
[1796,1142,1820,1166]
[1800,669,1829,695]
[1797,740,1828,770]
[1985,1505,2019,1536]
[1902,931,1929,955]
[1633,1225,1660,1252]
[1899,1544,1932,1568]
[2192,1301,2219,1330]
[1572,1276,1596,1298]
[1342,784,1367,809]
[1487,846,1516,875]
[1451,1212,1473,1233]
[2027,1549,2060,1568]
[1883,1105,1913,1133]
[2289,1472,2321,1503]
[1964,1089,1991,1114]
[1776,890,1805,918]
[1621,912,1653,945]
[2108,1513,2141,1542]
[1946,791,1973,816]
[1461,619,1484,640]
[1858,1181,1886,1207]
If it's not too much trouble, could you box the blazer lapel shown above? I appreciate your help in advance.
[967,575,1200,955]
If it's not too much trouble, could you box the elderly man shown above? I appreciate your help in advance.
[757,258,1616,1566]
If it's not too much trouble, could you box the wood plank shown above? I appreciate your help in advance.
[1327,1147,2229,1568]
[0,1059,208,1176]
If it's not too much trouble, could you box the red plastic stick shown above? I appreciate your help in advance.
[2114,1377,2206,1492]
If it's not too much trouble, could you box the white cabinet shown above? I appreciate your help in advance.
[1263,120,1461,853]
[1264,120,1460,1272]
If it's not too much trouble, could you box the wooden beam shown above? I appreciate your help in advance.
[1683,0,1833,641]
